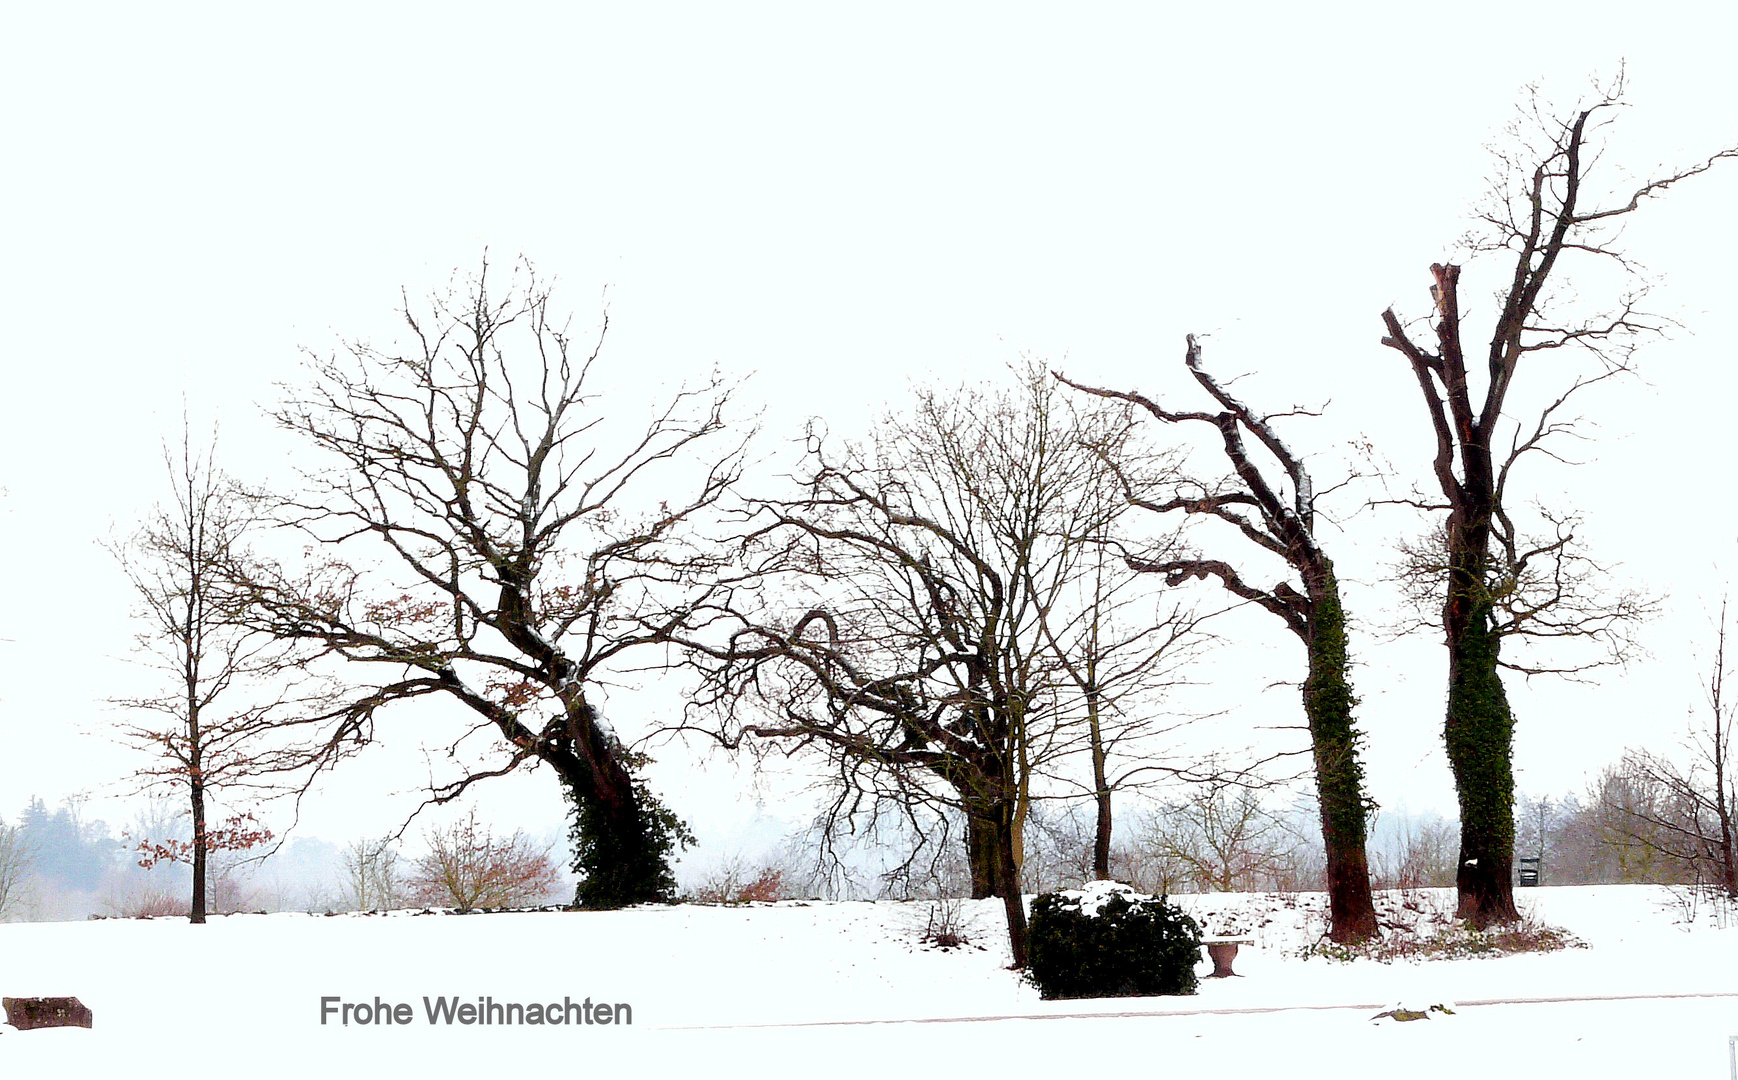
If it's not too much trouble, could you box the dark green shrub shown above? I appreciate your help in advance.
[1028,884,1201,999]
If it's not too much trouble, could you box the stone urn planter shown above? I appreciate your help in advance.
[1201,937,1253,978]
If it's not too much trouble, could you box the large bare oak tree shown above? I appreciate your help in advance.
[237,260,744,908]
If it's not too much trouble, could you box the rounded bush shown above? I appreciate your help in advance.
[1028,882,1201,1000]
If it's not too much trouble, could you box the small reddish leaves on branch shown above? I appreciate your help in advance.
[135,813,274,869]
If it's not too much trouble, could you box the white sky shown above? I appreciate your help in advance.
[1,2,1734,857]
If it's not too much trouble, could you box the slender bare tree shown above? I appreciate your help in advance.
[1060,340,1380,943]
[111,426,357,922]
[341,837,408,911]
[234,259,745,908]
[1024,494,1210,882]
[1376,77,1732,925]
[1597,603,1738,898]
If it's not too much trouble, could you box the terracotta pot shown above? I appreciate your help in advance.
[1205,941,1241,978]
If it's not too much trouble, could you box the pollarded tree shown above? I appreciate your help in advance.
[1060,341,1381,944]
[236,259,743,909]
[1377,78,1733,926]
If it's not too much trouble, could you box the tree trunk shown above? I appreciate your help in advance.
[1444,600,1520,927]
[493,589,685,910]
[185,599,207,924]
[966,813,999,899]
[1717,784,1737,900]
[996,848,1029,969]
[189,775,207,924]
[962,799,1029,965]
[965,806,1018,901]
[561,701,680,909]
[1713,685,1737,899]
[1302,567,1378,943]
[188,686,207,924]
[1088,692,1112,881]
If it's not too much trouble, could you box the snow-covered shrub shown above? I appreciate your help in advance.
[1027,881,1201,999]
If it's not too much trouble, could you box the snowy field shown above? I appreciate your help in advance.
[2,885,1734,1077]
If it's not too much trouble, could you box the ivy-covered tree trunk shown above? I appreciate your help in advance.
[1060,341,1381,945]
[1375,93,1731,925]
[566,781,684,909]
[1302,567,1379,943]
[560,701,689,909]
[1443,598,1520,928]
[1435,429,1520,929]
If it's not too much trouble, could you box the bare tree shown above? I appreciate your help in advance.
[1015,802,1097,893]
[0,816,32,920]
[407,810,561,908]
[1596,604,1738,897]
[1141,778,1301,893]
[235,259,743,908]
[1060,340,1380,943]
[697,366,1202,966]
[1587,763,1700,885]
[341,837,408,911]
[1376,77,1731,926]
[1530,793,1609,885]
[1024,465,1211,882]
[1514,792,1561,876]
[1371,814,1459,890]
[110,427,358,923]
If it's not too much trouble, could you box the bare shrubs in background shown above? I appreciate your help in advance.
[101,879,186,919]
[342,838,408,911]
[1371,817,1458,891]
[917,896,974,950]
[407,811,562,909]
[1140,780,1314,894]
[0,819,34,920]
[686,853,791,904]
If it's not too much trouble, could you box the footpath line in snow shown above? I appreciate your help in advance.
[659,990,1738,1031]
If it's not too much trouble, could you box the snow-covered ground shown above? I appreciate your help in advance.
[2,885,1734,1077]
